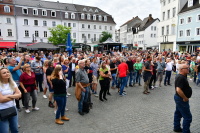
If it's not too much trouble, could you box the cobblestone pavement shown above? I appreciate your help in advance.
[18,74,200,133]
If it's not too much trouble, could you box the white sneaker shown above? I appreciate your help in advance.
[43,95,47,99]
[32,107,39,111]
[151,86,155,89]
[65,108,69,111]
[54,110,57,114]
[25,109,30,113]
[154,86,158,88]
[94,94,99,97]
[67,93,71,96]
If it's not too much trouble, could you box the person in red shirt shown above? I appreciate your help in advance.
[118,59,129,96]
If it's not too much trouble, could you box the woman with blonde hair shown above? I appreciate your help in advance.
[20,63,39,113]
[42,60,49,99]
[51,65,70,125]
[0,67,21,133]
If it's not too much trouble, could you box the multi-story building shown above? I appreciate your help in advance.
[0,0,116,50]
[157,0,188,51]
[115,29,120,42]
[0,0,17,49]
[177,0,200,53]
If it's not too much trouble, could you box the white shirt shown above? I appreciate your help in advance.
[165,62,173,71]
[71,63,75,71]
[0,82,17,110]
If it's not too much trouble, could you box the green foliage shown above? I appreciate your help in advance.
[48,25,72,45]
[99,31,112,43]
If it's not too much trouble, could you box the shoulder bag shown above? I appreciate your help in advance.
[0,106,17,121]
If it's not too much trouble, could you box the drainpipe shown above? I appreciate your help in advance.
[13,0,19,51]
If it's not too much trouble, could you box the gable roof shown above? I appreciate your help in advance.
[139,18,159,31]
[179,0,200,14]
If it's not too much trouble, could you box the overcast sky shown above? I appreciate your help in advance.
[46,0,161,29]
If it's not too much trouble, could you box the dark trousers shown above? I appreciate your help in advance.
[15,85,25,109]
[193,72,197,83]
[36,74,43,92]
[174,94,192,133]
[70,71,75,86]
[99,80,109,100]
[149,73,156,88]
[164,71,171,85]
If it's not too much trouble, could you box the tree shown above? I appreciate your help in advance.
[48,25,72,45]
[99,31,112,43]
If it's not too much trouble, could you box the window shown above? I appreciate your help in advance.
[93,15,96,20]
[25,30,29,37]
[99,25,101,29]
[52,21,56,27]
[4,6,10,13]
[180,19,184,24]
[33,9,38,15]
[68,23,71,27]
[87,14,91,20]
[186,29,191,36]
[34,20,38,26]
[51,11,56,17]
[162,26,164,35]
[7,29,12,36]
[73,23,76,27]
[105,26,107,30]
[154,34,156,37]
[95,9,98,13]
[88,25,90,29]
[188,0,193,7]
[82,24,85,28]
[81,14,85,19]
[65,12,68,18]
[151,34,153,37]
[6,18,11,23]
[154,26,156,31]
[151,26,153,30]
[168,0,170,3]
[171,24,176,35]
[89,9,93,12]
[73,33,76,38]
[24,19,28,25]
[99,15,102,21]
[188,17,192,23]
[173,7,176,17]
[179,30,183,37]
[0,29,1,36]
[197,28,200,35]
[44,31,47,37]
[82,34,85,39]
[94,25,96,29]
[71,13,75,19]
[88,34,91,39]
[198,14,200,21]
[163,1,165,6]
[163,12,165,20]
[83,8,87,12]
[166,25,169,35]
[22,8,28,14]
[64,22,67,27]
[42,10,47,16]
[104,16,107,21]
[35,31,39,37]
[110,26,112,30]
[167,10,170,19]
[43,21,47,26]
[94,34,96,41]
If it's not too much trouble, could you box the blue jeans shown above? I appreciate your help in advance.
[111,73,117,87]
[126,71,133,86]
[0,107,18,133]
[54,96,67,119]
[132,71,137,84]
[164,71,171,85]
[120,77,126,95]
[196,72,200,85]
[78,86,89,112]
[174,94,192,133]
[135,71,141,85]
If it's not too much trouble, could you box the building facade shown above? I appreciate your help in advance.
[157,0,188,52]
[177,0,200,53]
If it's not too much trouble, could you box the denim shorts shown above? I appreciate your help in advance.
[47,82,54,93]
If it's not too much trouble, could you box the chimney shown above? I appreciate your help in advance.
[148,14,153,21]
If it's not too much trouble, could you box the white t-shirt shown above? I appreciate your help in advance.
[0,82,17,110]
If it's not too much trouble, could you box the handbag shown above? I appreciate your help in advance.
[0,106,17,121]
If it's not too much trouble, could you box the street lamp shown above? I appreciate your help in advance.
[32,34,36,43]
[162,35,168,51]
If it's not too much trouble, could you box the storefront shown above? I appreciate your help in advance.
[160,42,174,51]
[177,41,200,53]
[0,42,16,50]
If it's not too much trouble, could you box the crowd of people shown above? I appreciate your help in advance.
[0,49,197,132]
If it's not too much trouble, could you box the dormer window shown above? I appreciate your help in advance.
[89,9,93,12]
[71,13,75,19]
[33,9,38,15]
[93,15,96,20]
[22,7,28,14]
[42,10,47,16]
[95,9,98,13]
[99,15,102,21]
[81,13,85,19]
[4,5,10,13]
[83,8,87,12]
[104,16,107,21]
[188,0,193,7]
[65,12,68,18]
[51,11,56,17]
[87,14,91,20]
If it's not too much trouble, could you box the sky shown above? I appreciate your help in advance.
[46,0,161,29]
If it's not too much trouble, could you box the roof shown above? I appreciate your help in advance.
[127,16,142,28]
[120,17,135,27]
[179,0,200,14]
[139,18,159,31]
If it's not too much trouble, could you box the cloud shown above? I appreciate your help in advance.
[46,0,160,29]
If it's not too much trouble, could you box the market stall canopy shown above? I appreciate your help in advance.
[102,38,118,44]
[26,42,59,49]
[0,42,16,48]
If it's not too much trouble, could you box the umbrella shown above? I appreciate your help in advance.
[66,33,72,56]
